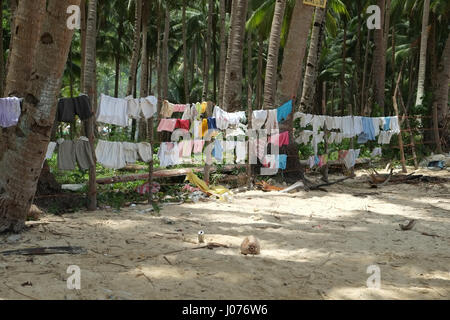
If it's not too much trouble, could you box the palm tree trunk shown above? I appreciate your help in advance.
[80,0,87,91]
[218,0,227,104]
[162,5,170,100]
[182,0,189,103]
[276,0,314,177]
[83,0,98,211]
[0,0,4,96]
[373,0,387,113]
[202,0,214,101]
[0,0,46,160]
[415,0,430,107]
[263,0,286,109]
[256,34,264,108]
[222,0,248,112]
[0,0,80,233]
[299,6,327,112]
[341,19,347,116]
[3,0,18,91]
[127,0,143,97]
[434,33,450,147]
[138,0,150,142]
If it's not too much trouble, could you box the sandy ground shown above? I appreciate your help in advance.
[0,168,449,300]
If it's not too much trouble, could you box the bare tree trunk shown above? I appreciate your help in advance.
[162,5,169,100]
[0,0,4,96]
[202,0,214,101]
[255,34,264,108]
[80,0,87,91]
[340,19,347,116]
[218,0,226,104]
[138,0,150,142]
[276,0,313,177]
[434,33,450,147]
[182,0,189,103]
[0,0,80,233]
[373,0,387,113]
[127,0,143,97]
[222,0,248,111]
[361,29,371,115]
[0,0,46,160]
[3,0,18,91]
[299,6,327,112]
[83,0,98,211]
[415,0,430,107]
[263,0,286,109]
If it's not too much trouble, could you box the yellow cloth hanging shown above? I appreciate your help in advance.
[202,119,208,137]
[185,171,231,201]
[201,102,208,114]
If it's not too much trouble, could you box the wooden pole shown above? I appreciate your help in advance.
[321,82,329,183]
[398,90,419,168]
[148,116,154,204]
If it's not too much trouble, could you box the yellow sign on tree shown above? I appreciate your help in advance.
[303,0,327,8]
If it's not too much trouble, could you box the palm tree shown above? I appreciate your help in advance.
[127,0,143,97]
[415,0,430,107]
[0,0,80,233]
[182,0,189,103]
[262,0,286,108]
[222,0,248,111]
[83,0,98,211]
[202,0,214,101]
[373,0,388,114]
[218,0,227,104]
[299,6,327,112]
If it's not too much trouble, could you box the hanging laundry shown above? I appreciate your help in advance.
[278,154,287,170]
[57,139,76,171]
[249,138,267,162]
[341,116,355,138]
[161,100,175,118]
[372,117,383,137]
[277,100,293,123]
[334,132,344,144]
[324,116,334,130]
[173,104,187,113]
[327,132,337,144]
[235,140,247,164]
[318,154,328,168]
[96,140,126,169]
[97,94,129,127]
[252,110,268,130]
[158,142,180,167]
[74,137,95,170]
[193,140,205,154]
[343,149,360,169]
[383,117,391,131]
[57,95,92,123]
[212,139,224,162]
[314,155,320,166]
[207,117,217,131]
[181,104,192,120]
[192,120,202,139]
[311,115,326,133]
[125,96,141,119]
[300,113,314,128]
[157,119,177,132]
[122,142,138,164]
[357,133,369,144]
[137,142,153,162]
[353,116,364,136]
[311,132,325,155]
[268,131,289,147]
[178,140,193,161]
[201,102,208,114]
[226,124,247,137]
[378,131,394,145]
[332,116,343,130]
[45,142,57,160]
[390,116,401,134]
[362,117,376,140]
[296,130,313,145]
[126,96,158,120]
[265,109,279,133]
[176,119,190,131]
[202,118,208,137]
[0,97,21,128]
[224,140,236,164]
[141,96,158,119]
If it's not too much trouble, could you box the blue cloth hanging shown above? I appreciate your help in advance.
[278,154,287,170]
[212,139,223,161]
[383,117,391,131]
[362,117,376,141]
[276,100,293,123]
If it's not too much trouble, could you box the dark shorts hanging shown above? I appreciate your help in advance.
[57,95,92,122]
